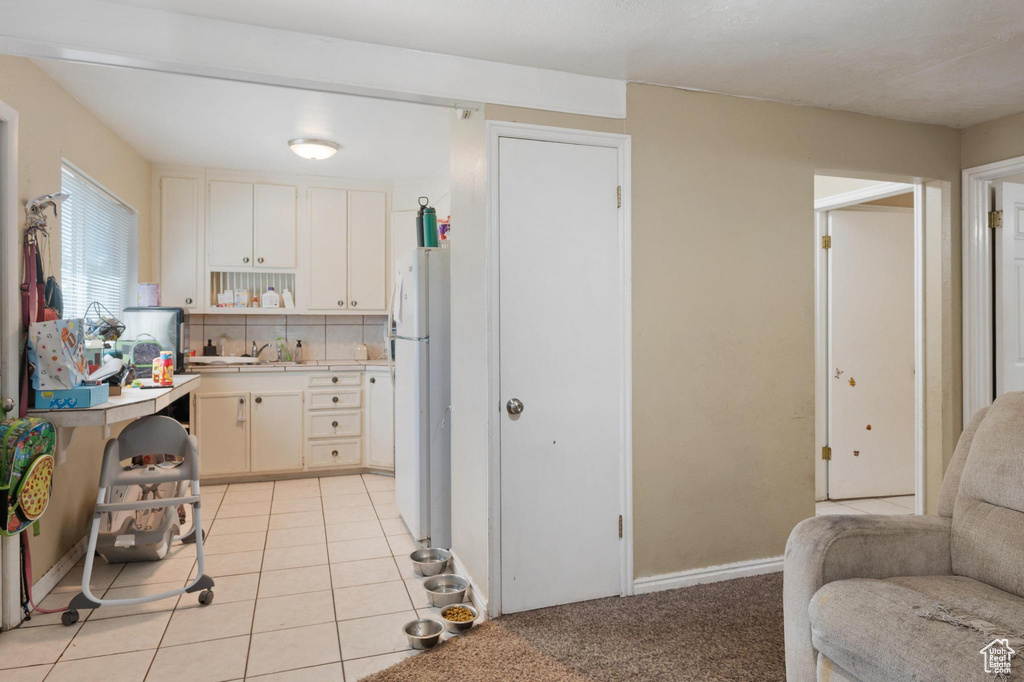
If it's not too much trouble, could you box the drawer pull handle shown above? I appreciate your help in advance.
[332,450,339,457]
[332,396,339,404]
[332,421,338,428]
[332,376,339,384]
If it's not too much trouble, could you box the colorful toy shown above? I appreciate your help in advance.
[0,417,56,536]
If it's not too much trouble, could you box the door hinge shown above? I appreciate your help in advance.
[821,235,831,249]
[989,210,1003,229]
[617,185,622,208]
[821,445,832,461]
[618,515,623,538]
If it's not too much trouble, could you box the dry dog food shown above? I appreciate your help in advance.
[442,606,475,622]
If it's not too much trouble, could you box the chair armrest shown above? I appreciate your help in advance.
[783,514,952,682]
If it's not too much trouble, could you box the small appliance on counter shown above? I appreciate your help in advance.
[118,307,186,374]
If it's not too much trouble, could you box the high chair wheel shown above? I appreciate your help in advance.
[61,610,79,626]
[198,590,214,606]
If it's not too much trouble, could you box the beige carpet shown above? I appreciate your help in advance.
[367,572,785,681]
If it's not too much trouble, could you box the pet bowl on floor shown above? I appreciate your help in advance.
[423,574,470,608]
[404,618,445,650]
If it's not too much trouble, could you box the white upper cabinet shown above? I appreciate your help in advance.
[347,190,387,311]
[160,176,200,310]
[308,188,349,310]
[254,183,297,268]
[207,180,254,267]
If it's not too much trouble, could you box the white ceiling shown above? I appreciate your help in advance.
[36,59,451,182]
[100,0,1024,128]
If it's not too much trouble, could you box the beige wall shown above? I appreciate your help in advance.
[0,56,152,575]
[450,83,963,601]
[961,110,1024,169]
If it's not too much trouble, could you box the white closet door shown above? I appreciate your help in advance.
[828,208,915,499]
[996,182,1024,395]
[498,136,623,613]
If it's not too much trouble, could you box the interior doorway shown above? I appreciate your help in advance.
[814,176,923,516]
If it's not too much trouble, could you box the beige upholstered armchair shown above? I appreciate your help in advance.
[784,393,1024,682]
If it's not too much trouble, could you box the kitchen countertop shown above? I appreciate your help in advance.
[186,359,388,374]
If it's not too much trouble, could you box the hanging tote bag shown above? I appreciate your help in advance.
[28,318,89,390]
[0,418,56,535]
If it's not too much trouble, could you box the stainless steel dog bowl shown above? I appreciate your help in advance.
[403,618,445,650]
[410,548,452,577]
[423,574,470,608]
[440,603,479,634]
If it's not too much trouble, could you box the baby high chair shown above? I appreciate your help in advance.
[62,415,214,625]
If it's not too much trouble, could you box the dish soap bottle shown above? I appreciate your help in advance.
[294,340,303,364]
[262,286,280,308]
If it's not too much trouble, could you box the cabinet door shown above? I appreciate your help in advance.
[308,188,348,310]
[160,177,200,310]
[348,191,387,311]
[254,183,297,268]
[366,371,394,469]
[208,181,254,268]
[196,393,249,476]
[250,391,304,472]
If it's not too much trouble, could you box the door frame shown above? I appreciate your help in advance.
[814,181,926,514]
[962,155,1024,422]
[485,121,632,616]
[0,96,20,629]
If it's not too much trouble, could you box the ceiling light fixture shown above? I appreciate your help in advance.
[288,138,339,160]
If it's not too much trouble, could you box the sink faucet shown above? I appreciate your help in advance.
[251,341,271,359]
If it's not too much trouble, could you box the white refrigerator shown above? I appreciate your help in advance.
[391,248,451,549]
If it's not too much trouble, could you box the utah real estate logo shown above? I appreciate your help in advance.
[980,638,1015,676]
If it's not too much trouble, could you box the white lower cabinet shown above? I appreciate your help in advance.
[195,392,250,476]
[250,391,304,472]
[366,368,394,469]
[193,369,393,479]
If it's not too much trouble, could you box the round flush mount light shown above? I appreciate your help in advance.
[288,138,339,160]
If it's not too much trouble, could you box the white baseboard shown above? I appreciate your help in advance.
[30,535,88,604]
[449,550,489,620]
[632,555,783,595]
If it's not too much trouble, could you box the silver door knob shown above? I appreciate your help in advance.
[506,398,524,415]
[1,397,14,414]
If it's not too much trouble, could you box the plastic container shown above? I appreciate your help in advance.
[282,288,295,309]
[153,350,174,386]
[262,287,280,308]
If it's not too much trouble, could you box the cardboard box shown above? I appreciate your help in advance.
[35,383,109,409]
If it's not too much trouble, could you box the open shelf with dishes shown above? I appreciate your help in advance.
[209,270,297,312]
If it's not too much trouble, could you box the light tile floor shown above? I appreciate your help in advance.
[815,494,915,516]
[0,473,461,681]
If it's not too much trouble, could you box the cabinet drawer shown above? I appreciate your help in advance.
[308,411,361,439]
[309,373,361,388]
[307,389,360,410]
[308,439,361,468]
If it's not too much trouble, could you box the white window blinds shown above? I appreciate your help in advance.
[59,164,139,319]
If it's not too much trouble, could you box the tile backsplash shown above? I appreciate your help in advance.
[187,314,388,361]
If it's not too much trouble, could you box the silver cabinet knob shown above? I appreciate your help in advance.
[238,398,245,404]
[331,450,339,457]
[338,300,345,307]
[1,397,14,414]
[331,420,338,428]
[506,398,524,415]
[257,257,264,264]
[351,300,358,307]
[331,376,339,384]
[185,297,193,305]
[243,257,250,263]
[332,396,339,403]
[255,396,262,404]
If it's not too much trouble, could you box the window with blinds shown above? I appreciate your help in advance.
[59,163,139,319]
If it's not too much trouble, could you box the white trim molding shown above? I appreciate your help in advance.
[632,556,783,595]
[813,182,914,212]
[0,0,626,120]
[485,121,633,616]
[961,155,1024,423]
